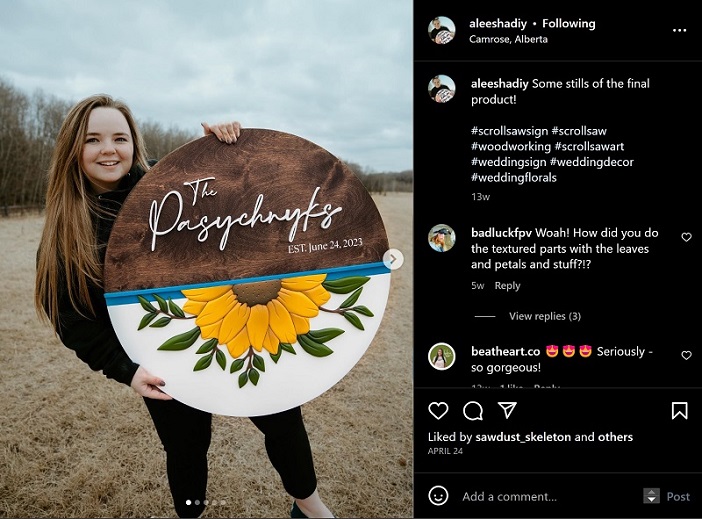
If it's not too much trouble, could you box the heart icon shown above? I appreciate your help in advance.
[681,232,692,242]
[428,401,449,420]
[681,351,692,360]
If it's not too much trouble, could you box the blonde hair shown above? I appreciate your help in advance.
[430,233,448,251]
[35,94,149,328]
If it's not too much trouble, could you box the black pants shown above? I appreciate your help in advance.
[143,398,318,518]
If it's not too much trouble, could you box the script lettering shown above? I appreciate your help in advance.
[148,185,343,251]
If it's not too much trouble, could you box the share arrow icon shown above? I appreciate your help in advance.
[498,402,517,419]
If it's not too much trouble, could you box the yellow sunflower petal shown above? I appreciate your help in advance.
[219,302,250,344]
[281,274,327,292]
[181,285,233,302]
[182,300,207,316]
[195,292,236,327]
[266,299,297,344]
[304,285,331,306]
[247,305,270,351]
[200,320,223,340]
[227,328,250,358]
[291,313,310,335]
[262,328,279,355]
[277,288,319,318]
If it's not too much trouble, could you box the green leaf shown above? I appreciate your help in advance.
[238,371,249,388]
[343,312,364,330]
[193,355,212,371]
[138,312,158,330]
[298,334,334,357]
[252,354,265,372]
[270,349,282,363]
[138,295,157,313]
[168,299,186,318]
[248,368,260,386]
[339,287,362,309]
[196,338,217,354]
[158,327,201,351]
[216,349,226,370]
[307,328,345,343]
[154,294,168,313]
[322,276,370,294]
[280,343,296,355]
[352,305,374,317]
[230,358,245,373]
[149,316,172,328]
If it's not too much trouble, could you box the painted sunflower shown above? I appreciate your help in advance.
[181,274,331,358]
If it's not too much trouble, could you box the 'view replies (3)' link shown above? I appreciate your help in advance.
[414,2,700,518]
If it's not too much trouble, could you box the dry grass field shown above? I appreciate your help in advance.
[0,192,413,518]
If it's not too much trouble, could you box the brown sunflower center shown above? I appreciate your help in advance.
[232,279,282,306]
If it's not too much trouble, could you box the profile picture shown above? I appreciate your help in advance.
[428,16,455,44]
[429,343,455,371]
[428,74,455,103]
[428,224,455,252]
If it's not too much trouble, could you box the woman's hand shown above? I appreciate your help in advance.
[130,366,173,400]
[201,121,242,144]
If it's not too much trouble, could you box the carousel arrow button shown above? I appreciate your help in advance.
[383,248,404,270]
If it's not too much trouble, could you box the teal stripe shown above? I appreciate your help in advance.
[105,262,390,306]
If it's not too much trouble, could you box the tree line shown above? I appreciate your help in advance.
[1,78,411,215]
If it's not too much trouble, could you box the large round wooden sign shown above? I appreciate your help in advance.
[435,30,453,44]
[104,129,391,416]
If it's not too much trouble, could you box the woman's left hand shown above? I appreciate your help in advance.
[130,366,173,400]
[201,121,242,144]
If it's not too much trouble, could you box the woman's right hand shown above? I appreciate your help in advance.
[130,366,173,400]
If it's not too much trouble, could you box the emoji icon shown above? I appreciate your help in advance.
[428,485,449,506]
[562,345,576,358]
[579,344,592,358]
[546,345,559,358]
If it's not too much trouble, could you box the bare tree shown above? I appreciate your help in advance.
[0,79,411,215]
[0,79,31,213]
[141,119,197,160]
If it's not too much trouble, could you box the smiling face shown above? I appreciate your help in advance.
[428,485,449,506]
[81,107,134,193]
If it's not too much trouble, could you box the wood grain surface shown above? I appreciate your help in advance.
[104,129,388,292]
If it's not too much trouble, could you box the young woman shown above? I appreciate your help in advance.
[432,348,446,369]
[429,227,451,252]
[34,94,333,518]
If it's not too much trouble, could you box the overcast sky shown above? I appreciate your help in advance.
[0,0,412,172]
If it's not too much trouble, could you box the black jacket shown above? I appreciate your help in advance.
[54,165,147,386]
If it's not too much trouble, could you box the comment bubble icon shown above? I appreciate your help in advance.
[463,401,484,421]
